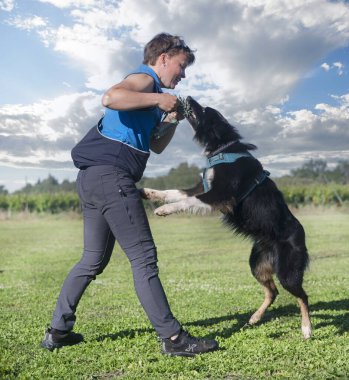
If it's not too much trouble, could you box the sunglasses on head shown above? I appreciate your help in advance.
[163,39,189,54]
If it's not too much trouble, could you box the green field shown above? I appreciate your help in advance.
[0,211,348,379]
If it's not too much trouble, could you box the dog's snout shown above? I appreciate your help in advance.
[186,96,202,111]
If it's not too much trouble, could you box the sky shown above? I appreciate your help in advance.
[0,0,349,192]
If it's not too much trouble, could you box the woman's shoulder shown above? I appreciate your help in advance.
[127,64,157,78]
[126,64,161,90]
[120,73,155,93]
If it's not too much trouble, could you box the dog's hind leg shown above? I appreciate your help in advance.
[277,267,311,339]
[275,240,312,339]
[297,291,311,339]
[248,243,279,326]
[278,278,311,339]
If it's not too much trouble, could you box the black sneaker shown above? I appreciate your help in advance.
[41,328,84,351]
[161,330,218,357]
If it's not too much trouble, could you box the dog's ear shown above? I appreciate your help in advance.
[205,107,228,122]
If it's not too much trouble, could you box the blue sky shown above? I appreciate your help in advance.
[286,46,349,111]
[0,0,349,192]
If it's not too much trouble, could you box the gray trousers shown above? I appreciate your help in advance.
[50,165,181,339]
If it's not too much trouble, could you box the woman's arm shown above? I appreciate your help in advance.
[102,74,177,112]
[150,112,183,154]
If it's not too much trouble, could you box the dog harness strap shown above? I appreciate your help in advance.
[207,140,239,158]
[206,152,252,168]
[202,149,270,202]
[202,152,253,192]
[237,170,270,203]
[202,168,209,193]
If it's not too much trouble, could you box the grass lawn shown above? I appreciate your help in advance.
[0,210,348,379]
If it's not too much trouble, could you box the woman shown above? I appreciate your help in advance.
[41,33,218,357]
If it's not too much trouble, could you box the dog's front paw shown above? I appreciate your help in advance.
[140,188,165,202]
[154,204,176,216]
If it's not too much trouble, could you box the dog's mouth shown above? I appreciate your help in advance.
[185,96,205,130]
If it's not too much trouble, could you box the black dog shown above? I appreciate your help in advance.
[142,96,312,339]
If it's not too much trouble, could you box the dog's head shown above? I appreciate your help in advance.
[185,96,242,152]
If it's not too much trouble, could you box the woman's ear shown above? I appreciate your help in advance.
[161,53,167,67]
[154,53,167,68]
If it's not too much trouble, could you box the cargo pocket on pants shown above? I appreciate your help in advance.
[116,184,134,224]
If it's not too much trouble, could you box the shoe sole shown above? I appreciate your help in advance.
[161,347,217,357]
[161,350,196,357]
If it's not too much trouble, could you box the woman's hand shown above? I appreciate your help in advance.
[157,93,178,113]
[164,111,184,123]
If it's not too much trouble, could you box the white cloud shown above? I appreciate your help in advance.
[234,93,349,157]
[28,3,143,90]
[321,61,345,76]
[260,150,349,177]
[0,0,14,11]
[38,0,97,8]
[0,92,102,167]
[7,0,349,107]
[333,61,344,75]
[8,15,47,30]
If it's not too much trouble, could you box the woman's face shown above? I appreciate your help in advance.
[161,52,189,89]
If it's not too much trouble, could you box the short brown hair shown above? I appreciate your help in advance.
[143,33,196,66]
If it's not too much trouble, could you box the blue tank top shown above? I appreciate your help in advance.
[99,64,164,152]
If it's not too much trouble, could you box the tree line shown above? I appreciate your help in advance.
[1,159,348,195]
[281,159,349,185]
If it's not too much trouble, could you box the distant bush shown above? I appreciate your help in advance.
[1,161,348,214]
[0,192,80,214]
[280,184,349,207]
[0,184,348,215]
